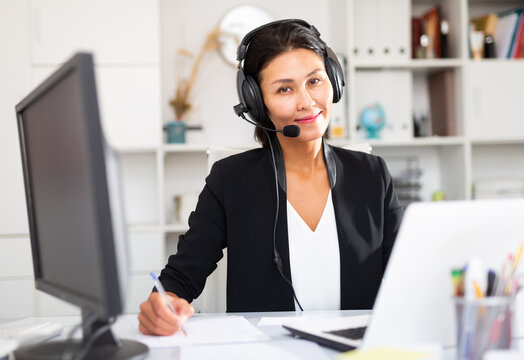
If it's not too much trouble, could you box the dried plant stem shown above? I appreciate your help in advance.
[170,26,224,120]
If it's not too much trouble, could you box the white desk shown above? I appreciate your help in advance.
[139,310,440,360]
[4,310,365,360]
[5,311,524,360]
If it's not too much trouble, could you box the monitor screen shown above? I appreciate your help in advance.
[15,53,147,359]
[22,62,106,307]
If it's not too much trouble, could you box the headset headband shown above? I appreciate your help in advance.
[236,19,320,63]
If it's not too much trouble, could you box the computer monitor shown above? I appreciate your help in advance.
[15,53,148,359]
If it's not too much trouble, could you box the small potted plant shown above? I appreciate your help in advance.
[166,26,227,143]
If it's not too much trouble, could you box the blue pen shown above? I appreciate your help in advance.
[150,272,188,336]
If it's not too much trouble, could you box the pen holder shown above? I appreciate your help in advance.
[454,296,515,360]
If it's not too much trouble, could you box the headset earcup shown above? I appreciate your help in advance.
[242,75,266,123]
[324,49,345,104]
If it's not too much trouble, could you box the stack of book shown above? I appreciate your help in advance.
[470,8,524,59]
[414,69,456,138]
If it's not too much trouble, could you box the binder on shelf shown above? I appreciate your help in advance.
[352,0,409,62]
[493,8,522,58]
[440,19,449,58]
[428,70,455,137]
[509,9,523,57]
[411,17,423,59]
[377,0,409,60]
[512,13,524,58]
[422,6,441,58]
[353,0,379,61]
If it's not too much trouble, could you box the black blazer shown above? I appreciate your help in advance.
[159,139,403,312]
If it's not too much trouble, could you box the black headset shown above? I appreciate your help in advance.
[234,19,346,125]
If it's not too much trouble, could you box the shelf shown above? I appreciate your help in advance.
[470,137,524,145]
[116,146,158,154]
[467,59,524,64]
[127,224,162,233]
[331,137,466,148]
[116,144,210,154]
[354,58,463,70]
[125,223,193,234]
[162,144,208,153]
[369,137,467,147]
[163,223,189,233]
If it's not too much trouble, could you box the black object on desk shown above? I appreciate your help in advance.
[15,52,148,359]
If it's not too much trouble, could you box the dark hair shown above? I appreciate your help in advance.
[243,21,328,148]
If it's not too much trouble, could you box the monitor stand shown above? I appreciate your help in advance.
[13,310,148,360]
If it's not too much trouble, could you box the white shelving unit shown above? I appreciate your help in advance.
[117,145,213,312]
[118,145,209,245]
[324,0,524,203]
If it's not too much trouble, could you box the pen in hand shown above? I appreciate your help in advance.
[150,272,188,336]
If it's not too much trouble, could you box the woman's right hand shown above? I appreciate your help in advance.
[138,291,194,336]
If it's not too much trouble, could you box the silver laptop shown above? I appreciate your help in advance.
[283,199,524,351]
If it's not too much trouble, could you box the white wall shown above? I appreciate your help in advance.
[0,0,163,319]
[0,0,34,320]
[0,0,31,236]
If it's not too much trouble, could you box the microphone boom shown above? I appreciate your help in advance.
[235,105,300,138]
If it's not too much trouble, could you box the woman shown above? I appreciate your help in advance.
[138,19,403,336]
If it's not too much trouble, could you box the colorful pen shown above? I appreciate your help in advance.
[150,272,187,336]
[512,243,523,274]
[451,269,464,297]
[473,281,484,299]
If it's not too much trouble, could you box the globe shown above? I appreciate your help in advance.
[359,104,386,139]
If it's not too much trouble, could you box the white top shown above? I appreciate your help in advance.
[287,190,341,310]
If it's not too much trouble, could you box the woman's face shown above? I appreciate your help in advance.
[259,48,333,142]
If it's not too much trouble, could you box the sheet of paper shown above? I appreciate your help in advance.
[113,315,269,348]
[180,339,331,360]
[257,316,309,327]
